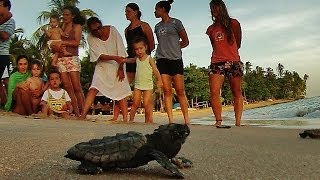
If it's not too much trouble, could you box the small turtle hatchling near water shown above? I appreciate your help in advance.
[299,129,320,139]
[65,123,192,178]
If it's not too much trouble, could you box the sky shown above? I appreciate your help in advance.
[10,0,320,97]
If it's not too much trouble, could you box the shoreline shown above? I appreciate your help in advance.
[0,115,319,179]
[0,98,295,125]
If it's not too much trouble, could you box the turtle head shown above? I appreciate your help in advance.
[157,123,190,144]
[170,123,190,144]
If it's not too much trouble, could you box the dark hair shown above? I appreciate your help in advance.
[48,68,61,79]
[156,0,174,13]
[86,16,102,32]
[126,3,142,20]
[16,55,29,64]
[30,60,43,70]
[0,0,11,10]
[133,36,148,46]
[50,14,60,21]
[132,36,149,53]
[210,0,234,45]
[63,5,85,25]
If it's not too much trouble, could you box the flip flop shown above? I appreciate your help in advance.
[216,125,231,129]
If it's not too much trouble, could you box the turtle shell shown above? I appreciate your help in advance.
[65,131,147,164]
[300,129,320,139]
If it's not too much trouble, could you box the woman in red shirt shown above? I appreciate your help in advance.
[206,0,243,127]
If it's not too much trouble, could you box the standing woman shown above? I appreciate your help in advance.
[79,17,131,121]
[154,0,189,124]
[110,3,156,121]
[52,6,85,117]
[124,2,155,83]
[206,0,243,127]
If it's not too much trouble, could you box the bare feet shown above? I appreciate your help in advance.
[213,120,222,126]
[78,115,86,120]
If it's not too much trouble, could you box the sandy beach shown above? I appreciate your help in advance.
[1,100,320,179]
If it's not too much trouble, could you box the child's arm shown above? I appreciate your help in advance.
[65,101,73,114]
[42,26,52,38]
[41,81,49,94]
[16,79,30,90]
[149,58,163,88]
[125,57,137,64]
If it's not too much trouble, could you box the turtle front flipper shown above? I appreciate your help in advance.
[299,132,308,138]
[171,157,193,168]
[149,150,184,179]
[78,161,103,175]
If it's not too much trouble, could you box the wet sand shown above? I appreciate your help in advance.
[1,103,320,179]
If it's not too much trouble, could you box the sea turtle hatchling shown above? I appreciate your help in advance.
[65,123,192,178]
[299,129,320,139]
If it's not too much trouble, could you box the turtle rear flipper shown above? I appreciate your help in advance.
[78,161,103,175]
[149,150,184,179]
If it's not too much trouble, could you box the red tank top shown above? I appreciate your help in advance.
[206,19,240,63]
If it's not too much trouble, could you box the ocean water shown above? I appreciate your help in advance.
[191,96,320,129]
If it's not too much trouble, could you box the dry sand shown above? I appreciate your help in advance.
[1,100,319,179]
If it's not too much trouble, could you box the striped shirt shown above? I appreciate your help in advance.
[0,18,15,55]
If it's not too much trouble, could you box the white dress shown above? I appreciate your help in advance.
[87,26,131,100]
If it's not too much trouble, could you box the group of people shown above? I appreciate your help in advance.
[0,0,244,127]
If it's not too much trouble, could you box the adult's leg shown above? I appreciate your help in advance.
[13,88,33,115]
[79,88,99,120]
[112,102,120,121]
[229,76,243,126]
[209,74,225,126]
[172,74,189,125]
[143,90,154,123]
[69,71,85,115]
[129,89,142,122]
[112,72,135,121]
[161,74,174,123]
[118,98,128,122]
[60,72,80,116]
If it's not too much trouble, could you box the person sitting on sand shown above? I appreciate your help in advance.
[40,68,73,118]
[25,60,48,113]
[42,14,72,67]
[4,55,33,115]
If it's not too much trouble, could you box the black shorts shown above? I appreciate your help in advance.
[0,55,10,79]
[209,61,244,78]
[126,62,136,73]
[156,58,184,76]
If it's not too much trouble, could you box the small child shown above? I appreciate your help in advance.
[25,60,47,113]
[126,37,163,123]
[42,14,72,67]
[40,68,73,118]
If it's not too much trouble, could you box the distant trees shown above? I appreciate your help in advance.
[182,62,308,106]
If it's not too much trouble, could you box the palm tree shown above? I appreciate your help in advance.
[277,63,284,78]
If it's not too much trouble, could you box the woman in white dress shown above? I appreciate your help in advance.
[79,17,131,121]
